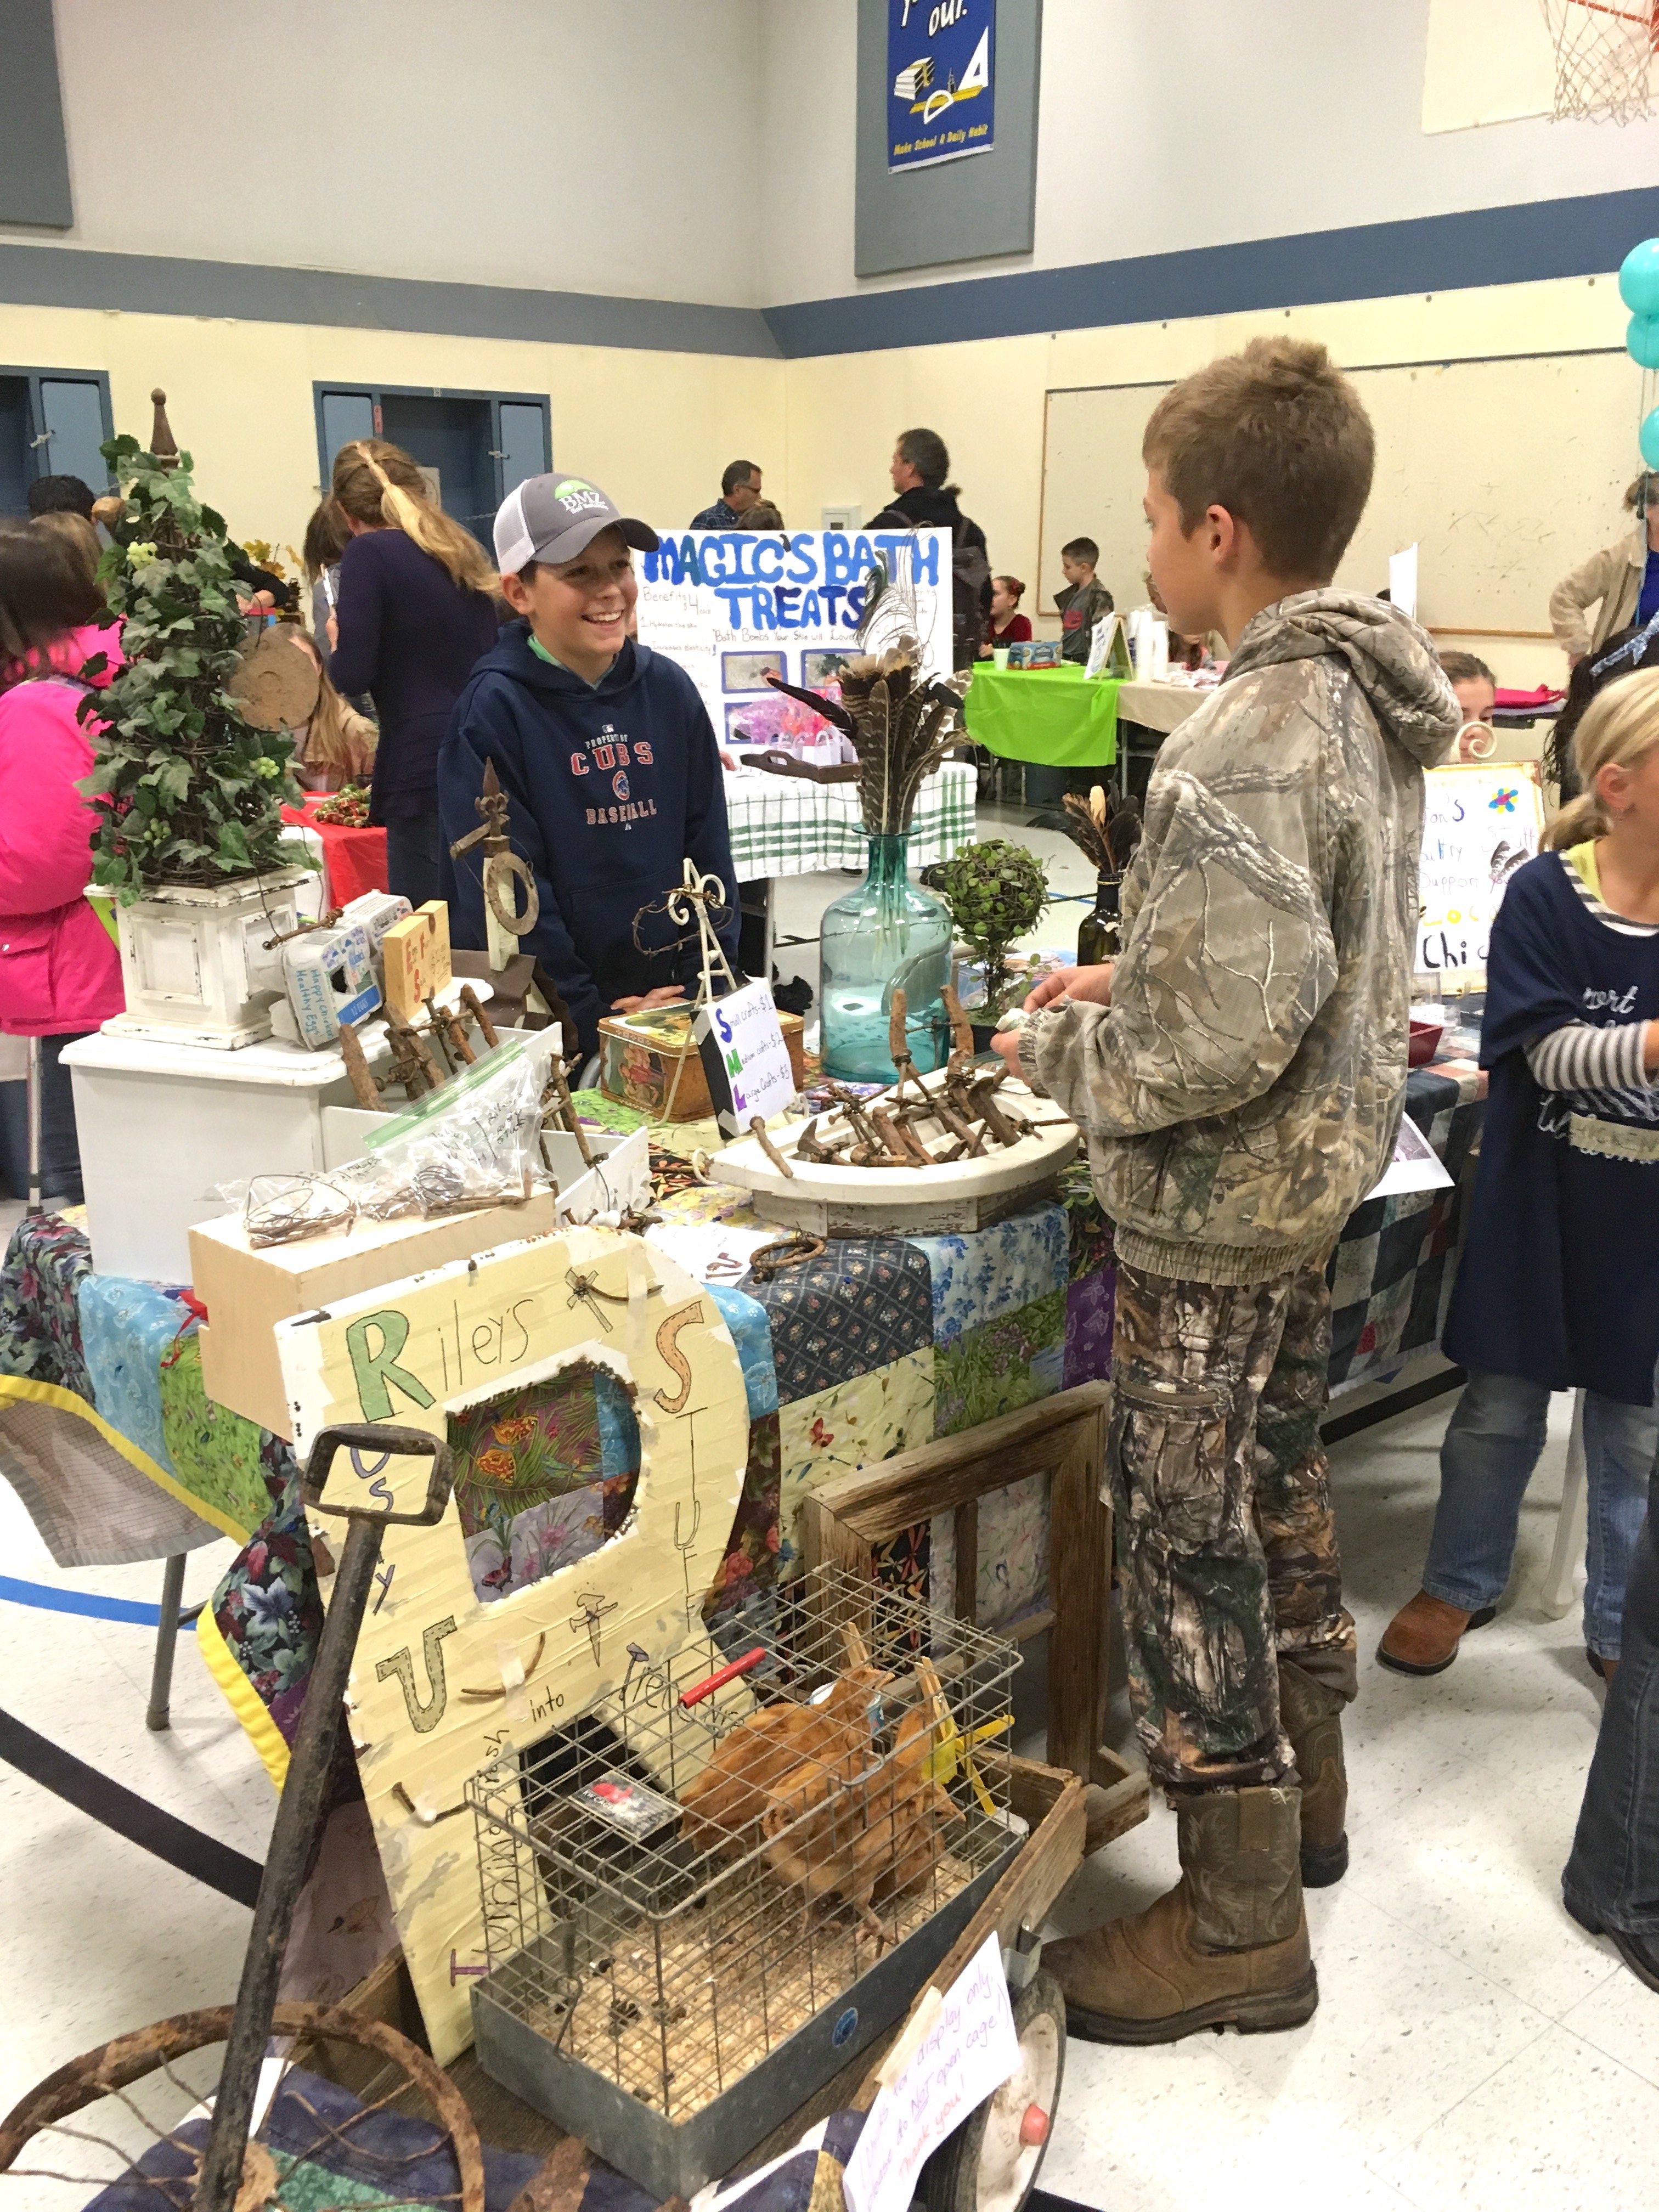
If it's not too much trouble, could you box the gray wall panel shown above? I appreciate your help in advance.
[0,0,74,229]
[854,0,1040,280]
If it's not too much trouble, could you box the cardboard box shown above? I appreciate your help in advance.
[191,1193,560,1438]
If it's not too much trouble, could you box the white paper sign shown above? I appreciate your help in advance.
[1362,1110,1455,1203]
[635,528,952,749]
[1388,543,1419,619]
[842,1933,1022,2212]
[645,1220,777,1284]
[693,979,797,1135]
[1415,762,1545,979]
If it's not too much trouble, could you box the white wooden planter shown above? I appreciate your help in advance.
[105,867,312,1049]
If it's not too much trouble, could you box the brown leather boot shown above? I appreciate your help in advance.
[1278,1657,1348,1887]
[1377,1590,1496,1677]
[1046,1785,1318,2044]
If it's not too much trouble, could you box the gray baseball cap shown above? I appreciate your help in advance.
[493,473,659,574]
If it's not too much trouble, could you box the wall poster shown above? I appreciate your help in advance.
[887,0,995,172]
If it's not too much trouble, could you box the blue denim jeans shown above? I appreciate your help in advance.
[1563,1469,1659,1935]
[1422,1369,1656,1661]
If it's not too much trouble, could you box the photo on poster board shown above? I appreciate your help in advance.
[721,649,786,692]
[804,648,856,686]
[1415,759,1545,980]
[636,529,952,742]
[887,0,996,172]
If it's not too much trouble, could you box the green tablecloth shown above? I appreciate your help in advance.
[962,664,1119,767]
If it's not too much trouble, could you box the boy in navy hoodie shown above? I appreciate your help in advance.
[439,474,741,1057]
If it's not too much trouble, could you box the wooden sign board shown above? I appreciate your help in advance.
[381,901,453,1021]
[275,1224,750,2062]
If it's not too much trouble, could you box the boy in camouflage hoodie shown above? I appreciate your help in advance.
[997,339,1459,2041]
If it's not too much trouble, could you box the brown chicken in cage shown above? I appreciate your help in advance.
[679,1647,955,1922]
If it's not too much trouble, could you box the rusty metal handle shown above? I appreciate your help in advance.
[305,1421,454,1526]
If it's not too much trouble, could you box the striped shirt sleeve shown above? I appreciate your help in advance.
[1525,1020,1654,1093]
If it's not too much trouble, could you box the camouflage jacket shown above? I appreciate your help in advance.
[1023,591,1459,1285]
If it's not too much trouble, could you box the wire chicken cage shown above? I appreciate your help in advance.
[466,1567,1023,2198]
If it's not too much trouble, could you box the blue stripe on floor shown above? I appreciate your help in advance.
[0,1573,177,1627]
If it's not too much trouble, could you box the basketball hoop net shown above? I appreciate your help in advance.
[1540,0,1659,122]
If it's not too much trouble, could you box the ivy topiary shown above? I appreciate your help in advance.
[930,837,1050,1020]
[81,431,303,902]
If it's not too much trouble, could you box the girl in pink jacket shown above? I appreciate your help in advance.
[0,524,125,1206]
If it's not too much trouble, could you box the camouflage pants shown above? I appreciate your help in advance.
[1112,1257,1358,1796]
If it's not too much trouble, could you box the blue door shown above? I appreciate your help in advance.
[40,379,110,487]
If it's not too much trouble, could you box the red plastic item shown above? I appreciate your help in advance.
[1019,2105,1049,2147]
[679,1646,768,1708]
[1408,1019,1444,1069]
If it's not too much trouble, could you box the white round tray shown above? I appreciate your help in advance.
[710,1071,1080,1235]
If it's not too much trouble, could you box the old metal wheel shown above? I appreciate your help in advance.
[924,1968,1066,2212]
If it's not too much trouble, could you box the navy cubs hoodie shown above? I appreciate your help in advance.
[438,624,741,1051]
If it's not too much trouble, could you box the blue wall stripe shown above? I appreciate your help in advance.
[761,185,1659,357]
[0,243,782,360]
[4,185,1658,364]
[0,1571,180,1628]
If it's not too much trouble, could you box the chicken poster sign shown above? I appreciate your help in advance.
[888,0,995,172]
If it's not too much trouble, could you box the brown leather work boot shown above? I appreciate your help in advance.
[1278,1657,1348,1888]
[1046,1785,1318,2045]
[1377,1590,1496,1677]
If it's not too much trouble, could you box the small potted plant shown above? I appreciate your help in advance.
[86,392,312,1047]
[928,837,1050,1047]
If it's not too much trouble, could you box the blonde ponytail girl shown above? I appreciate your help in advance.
[1545,665,1659,851]
[331,438,498,597]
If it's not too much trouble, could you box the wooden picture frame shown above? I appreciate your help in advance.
[799,1383,1148,1847]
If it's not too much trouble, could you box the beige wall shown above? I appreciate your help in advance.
[0,302,788,572]
[778,270,1629,689]
[3,266,1630,693]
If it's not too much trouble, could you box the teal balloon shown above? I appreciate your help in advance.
[1631,316,1659,370]
[1641,409,1659,470]
[1620,239,1659,317]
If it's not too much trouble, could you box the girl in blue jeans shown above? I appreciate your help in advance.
[1381,667,1659,1681]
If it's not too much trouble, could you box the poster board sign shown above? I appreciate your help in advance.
[887,0,996,172]
[1085,611,1132,680]
[274,1226,749,2063]
[693,979,798,1135]
[1415,760,1545,980]
[635,529,951,748]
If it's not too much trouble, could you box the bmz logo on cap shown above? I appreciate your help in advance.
[554,477,607,515]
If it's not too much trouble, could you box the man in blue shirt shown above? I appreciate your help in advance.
[690,460,763,532]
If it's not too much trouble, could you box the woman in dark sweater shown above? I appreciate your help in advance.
[328,439,499,904]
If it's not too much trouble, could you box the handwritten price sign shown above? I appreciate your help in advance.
[693,979,797,1136]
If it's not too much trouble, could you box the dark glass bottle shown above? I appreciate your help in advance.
[1077,872,1120,966]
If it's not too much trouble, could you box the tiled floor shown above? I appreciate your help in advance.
[1,1386,1651,2209]
[1036,1389,1657,2212]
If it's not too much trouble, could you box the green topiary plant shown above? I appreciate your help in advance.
[929,837,1050,1022]
[82,409,303,902]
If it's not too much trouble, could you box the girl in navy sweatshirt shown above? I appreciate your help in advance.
[328,439,499,904]
[1382,667,1659,1681]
